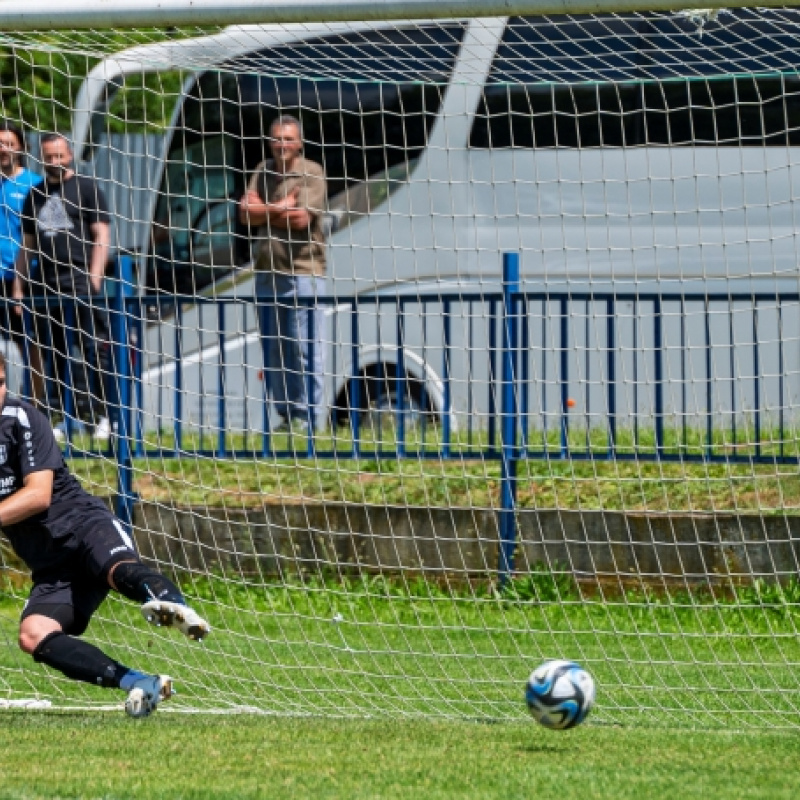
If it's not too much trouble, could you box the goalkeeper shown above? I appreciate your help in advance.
[0,352,209,717]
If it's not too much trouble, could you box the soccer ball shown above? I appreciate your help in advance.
[525,660,595,730]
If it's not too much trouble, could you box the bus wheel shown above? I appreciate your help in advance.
[333,368,428,437]
[361,387,424,440]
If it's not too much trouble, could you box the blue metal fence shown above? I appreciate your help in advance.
[19,255,800,582]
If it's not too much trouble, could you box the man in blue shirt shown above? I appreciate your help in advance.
[0,121,44,405]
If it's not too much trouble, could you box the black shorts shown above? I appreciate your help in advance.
[21,512,139,635]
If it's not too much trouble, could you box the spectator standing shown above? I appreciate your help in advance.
[239,115,328,433]
[14,133,113,441]
[0,121,44,404]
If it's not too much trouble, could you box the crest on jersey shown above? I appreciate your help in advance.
[0,445,8,465]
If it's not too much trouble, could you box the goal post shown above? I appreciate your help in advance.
[2,5,800,726]
[0,0,774,31]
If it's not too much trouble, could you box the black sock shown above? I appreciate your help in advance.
[111,561,185,605]
[33,631,129,688]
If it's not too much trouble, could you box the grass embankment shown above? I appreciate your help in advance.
[69,434,800,513]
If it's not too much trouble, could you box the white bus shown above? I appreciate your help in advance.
[74,12,800,434]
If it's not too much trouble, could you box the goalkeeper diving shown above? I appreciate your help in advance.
[0,352,209,717]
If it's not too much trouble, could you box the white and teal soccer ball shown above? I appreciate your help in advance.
[525,660,595,730]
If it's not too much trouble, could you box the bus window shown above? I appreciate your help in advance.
[470,75,800,149]
[223,24,466,83]
[470,83,637,149]
[639,76,800,146]
[230,23,466,199]
[191,200,239,269]
[487,11,800,85]
[235,77,446,201]
[326,157,420,232]
[151,23,465,293]
[150,135,240,294]
[470,10,800,149]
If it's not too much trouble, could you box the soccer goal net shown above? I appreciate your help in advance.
[2,3,800,726]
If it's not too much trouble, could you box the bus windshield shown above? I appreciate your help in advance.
[148,23,466,295]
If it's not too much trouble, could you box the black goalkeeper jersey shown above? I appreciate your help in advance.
[0,397,111,576]
[20,174,110,294]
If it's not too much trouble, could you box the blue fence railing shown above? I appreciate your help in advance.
[16,254,800,582]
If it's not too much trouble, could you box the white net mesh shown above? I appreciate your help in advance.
[2,9,800,725]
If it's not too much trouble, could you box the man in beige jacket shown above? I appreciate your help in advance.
[239,115,327,432]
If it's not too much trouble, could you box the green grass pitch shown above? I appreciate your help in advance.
[3,577,800,798]
[1,714,799,799]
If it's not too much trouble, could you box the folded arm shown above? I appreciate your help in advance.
[239,188,301,228]
[240,182,322,231]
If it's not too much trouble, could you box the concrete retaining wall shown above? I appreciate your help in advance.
[3,501,798,585]
[121,503,800,586]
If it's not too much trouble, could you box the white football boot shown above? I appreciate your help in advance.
[124,674,174,719]
[141,600,210,641]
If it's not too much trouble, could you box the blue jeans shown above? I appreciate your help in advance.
[256,272,326,428]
